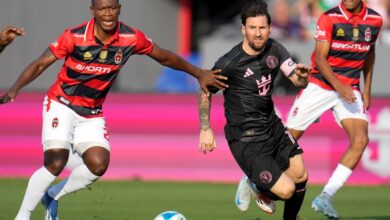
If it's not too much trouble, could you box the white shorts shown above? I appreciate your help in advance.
[286,83,368,131]
[42,97,110,155]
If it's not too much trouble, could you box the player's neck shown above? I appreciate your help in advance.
[94,25,115,45]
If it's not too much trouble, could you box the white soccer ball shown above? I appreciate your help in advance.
[153,211,187,220]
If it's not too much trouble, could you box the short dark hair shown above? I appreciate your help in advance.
[241,0,271,26]
[91,0,119,7]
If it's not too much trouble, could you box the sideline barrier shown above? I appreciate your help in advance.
[0,93,389,184]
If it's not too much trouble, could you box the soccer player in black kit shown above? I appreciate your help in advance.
[198,1,309,219]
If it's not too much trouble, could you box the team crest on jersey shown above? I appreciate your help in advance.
[365,27,372,42]
[259,171,272,184]
[336,28,345,37]
[98,49,108,63]
[83,51,93,61]
[52,117,59,129]
[266,56,278,69]
[114,49,123,64]
[352,27,359,41]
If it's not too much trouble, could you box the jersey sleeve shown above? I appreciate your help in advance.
[314,14,333,42]
[134,29,154,55]
[276,42,297,77]
[49,29,73,59]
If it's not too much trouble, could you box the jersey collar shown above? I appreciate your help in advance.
[84,18,120,44]
[339,1,368,21]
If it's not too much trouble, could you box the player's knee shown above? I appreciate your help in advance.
[295,168,308,183]
[277,183,295,200]
[44,159,67,176]
[85,159,109,176]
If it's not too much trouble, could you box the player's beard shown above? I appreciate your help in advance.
[248,40,265,53]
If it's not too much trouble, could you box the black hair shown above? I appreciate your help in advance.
[91,0,119,6]
[240,0,271,26]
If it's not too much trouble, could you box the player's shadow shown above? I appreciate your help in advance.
[341,217,390,220]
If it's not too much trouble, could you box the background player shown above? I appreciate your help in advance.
[0,0,228,219]
[286,0,383,219]
[198,1,310,219]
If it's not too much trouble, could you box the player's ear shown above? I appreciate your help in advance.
[241,24,246,36]
[269,24,272,34]
[118,4,121,15]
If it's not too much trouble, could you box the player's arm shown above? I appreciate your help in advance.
[315,40,356,103]
[362,45,376,109]
[0,26,25,53]
[198,89,217,154]
[147,44,228,95]
[288,63,309,89]
[0,48,57,104]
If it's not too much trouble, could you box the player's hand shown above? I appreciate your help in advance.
[197,69,228,96]
[0,26,25,46]
[336,83,356,104]
[295,63,309,79]
[0,90,17,104]
[199,128,217,154]
[362,92,371,110]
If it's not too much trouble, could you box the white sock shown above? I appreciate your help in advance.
[48,164,99,200]
[15,167,56,220]
[322,164,352,197]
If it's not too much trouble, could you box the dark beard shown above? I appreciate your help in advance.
[248,41,264,53]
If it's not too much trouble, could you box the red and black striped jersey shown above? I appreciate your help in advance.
[47,18,153,117]
[309,2,383,90]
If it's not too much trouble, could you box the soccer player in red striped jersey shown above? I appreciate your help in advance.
[0,26,25,54]
[286,0,383,219]
[1,0,228,219]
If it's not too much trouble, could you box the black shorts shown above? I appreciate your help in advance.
[228,130,303,192]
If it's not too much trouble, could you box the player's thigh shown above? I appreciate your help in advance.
[73,117,110,156]
[286,83,338,131]
[42,98,75,151]
[284,154,308,183]
[250,154,284,193]
[333,90,368,132]
[269,172,295,200]
[340,118,369,144]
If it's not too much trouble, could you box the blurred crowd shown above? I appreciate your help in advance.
[269,0,390,45]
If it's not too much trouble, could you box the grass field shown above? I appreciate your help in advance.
[1,179,390,220]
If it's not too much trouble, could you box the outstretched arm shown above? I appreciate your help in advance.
[0,26,25,53]
[148,44,228,95]
[288,63,310,89]
[198,89,217,154]
[0,48,57,104]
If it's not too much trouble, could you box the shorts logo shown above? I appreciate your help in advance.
[52,117,59,129]
[114,49,123,64]
[266,56,278,69]
[259,171,272,184]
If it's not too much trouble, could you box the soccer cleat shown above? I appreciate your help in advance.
[235,176,252,211]
[42,192,59,220]
[312,193,339,219]
[251,186,276,214]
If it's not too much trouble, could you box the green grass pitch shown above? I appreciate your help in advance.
[1,179,390,220]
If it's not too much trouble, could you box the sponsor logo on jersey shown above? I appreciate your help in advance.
[259,171,272,184]
[114,49,123,64]
[98,49,108,63]
[83,51,93,61]
[243,68,255,78]
[256,74,272,96]
[266,56,278,69]
[331,42,370,51]
[365,27,372,42]
[352,27,359,41]
[336,28,345,37]
[75,64,111,74]
[52,117,59,129]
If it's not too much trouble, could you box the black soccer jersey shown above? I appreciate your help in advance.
[211,39,296,142]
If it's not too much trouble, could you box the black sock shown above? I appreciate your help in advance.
[283,180,307,220]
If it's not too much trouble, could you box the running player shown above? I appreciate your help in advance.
[198,1,309,220]
[286,0,383,219]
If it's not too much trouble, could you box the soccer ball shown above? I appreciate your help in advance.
[154,211,187,220]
